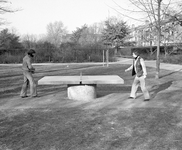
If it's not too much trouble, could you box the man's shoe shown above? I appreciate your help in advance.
[144,99,150,101]
[21,96,28,98]
[128,97,134,99]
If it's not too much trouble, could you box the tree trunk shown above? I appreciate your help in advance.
[106,49,109,67]
[155,0,162,79]
[156,33,160,79]
[150,41,153,55]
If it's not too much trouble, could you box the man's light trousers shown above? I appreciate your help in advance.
[130,76,150,99]
[20,71,37,97]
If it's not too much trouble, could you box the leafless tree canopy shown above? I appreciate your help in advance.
[110,0,182,25]
[110,0,182,78]
[46,21,68,47]
[0,0,19,25]
[0,0,18,14]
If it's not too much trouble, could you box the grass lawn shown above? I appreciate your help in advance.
[0,63,182,150]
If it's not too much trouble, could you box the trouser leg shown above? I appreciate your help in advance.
[140,77,150,99]
[27,73,37,97]
[20,73,29,97]
[20,71,37,97]
[130,76,139,98]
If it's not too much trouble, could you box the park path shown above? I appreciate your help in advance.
[1,57,182,72]
[115,57,182,72]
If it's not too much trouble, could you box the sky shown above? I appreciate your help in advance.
[2,0,144,36]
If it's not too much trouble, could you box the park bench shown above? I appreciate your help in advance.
[38,75,124,101]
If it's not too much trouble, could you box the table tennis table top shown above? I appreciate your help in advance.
[38,75,124,85]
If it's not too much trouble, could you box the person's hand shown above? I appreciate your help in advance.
[30,70,35,74]
[29,68,35,74]
[143,75,146,79]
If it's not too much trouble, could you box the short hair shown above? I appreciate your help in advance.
[132,50,140,56]
[27,49,36,55]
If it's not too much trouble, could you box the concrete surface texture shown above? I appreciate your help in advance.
[38,75,124,101]
[68,84,97,101]
[38,75,124,85]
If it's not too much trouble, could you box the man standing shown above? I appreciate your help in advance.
[20,49,37,98]
[125,50,150,101]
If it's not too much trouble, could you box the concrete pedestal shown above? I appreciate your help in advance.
[67,84,96,101]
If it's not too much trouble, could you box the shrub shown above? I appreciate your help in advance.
[161,54,182,64]
[119,47,132,56]
[140,53,157,60]
[0,53,23,63]
[90,54,102,62]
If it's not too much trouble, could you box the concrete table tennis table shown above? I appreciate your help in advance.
[38,75,124,101]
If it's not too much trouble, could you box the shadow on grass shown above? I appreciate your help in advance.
[0,87,21,99]
[97,85,131,98]
[159,69,182,79]
[0,85,66,99]
[37,85,66,97]
[2,63,182,149]
[150,81,173,99]
[1,91,182,150]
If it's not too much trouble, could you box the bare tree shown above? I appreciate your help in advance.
[0,0,19,25]
[46,21,68,48]
[86,22,105,44]
[111,0,181,78]
[72,23,104,46]
[21,34,37,49]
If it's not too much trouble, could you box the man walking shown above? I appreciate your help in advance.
[20,49,38,98]
[125,50,150,101]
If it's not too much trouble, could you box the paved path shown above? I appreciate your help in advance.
[116,58,182,72]
[1,58,182,72]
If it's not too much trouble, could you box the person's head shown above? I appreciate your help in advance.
[132,50,140,58]
[27,49,36,57]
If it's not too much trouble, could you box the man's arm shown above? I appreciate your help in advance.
[26,57,35,71]
[125,64,133,72]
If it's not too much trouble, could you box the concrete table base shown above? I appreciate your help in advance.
[67,84,96,101]
[38,75,124,101]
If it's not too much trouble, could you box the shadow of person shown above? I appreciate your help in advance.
[150,81,173,99]
[97,85,131,98]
